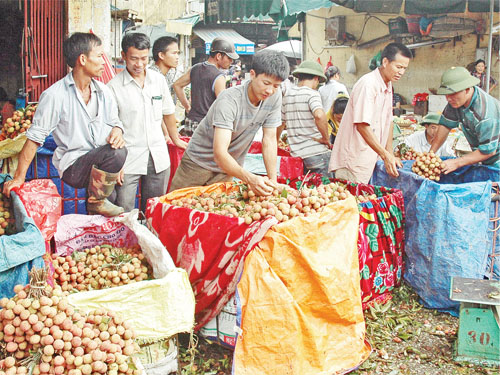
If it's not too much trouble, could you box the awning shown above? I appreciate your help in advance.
[193,28,255,55]
[205,0,334,23]
[263,40,302,59]
[165,14,200,36]
[329,0,499,14]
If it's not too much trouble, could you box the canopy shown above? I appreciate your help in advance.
[329,0,499,14]
[193,28,255,55]
[205,0,334,23]
[263,40,302,59]
[165,14,200,36]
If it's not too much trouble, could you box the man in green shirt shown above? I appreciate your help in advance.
[430,67,500,172]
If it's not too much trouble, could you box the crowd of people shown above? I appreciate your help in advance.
[2,32,499,216]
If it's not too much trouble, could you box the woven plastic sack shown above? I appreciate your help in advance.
[233,197,371,374]
[279,174,406,308]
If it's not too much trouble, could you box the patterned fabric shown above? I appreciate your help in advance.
[146,186,277,330]
[278,173,406,308]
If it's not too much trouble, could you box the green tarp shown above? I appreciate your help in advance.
[330,0,498,14]
[205,0,334,23]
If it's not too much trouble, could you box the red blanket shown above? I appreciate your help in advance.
[146,192,277,329]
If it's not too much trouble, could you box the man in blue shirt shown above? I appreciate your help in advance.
[430,66,500,172]
[3,33,127,216]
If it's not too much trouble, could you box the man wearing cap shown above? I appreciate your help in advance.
[169,50,290,196]
[319,65,349,113]
[173,37,238,136]
[403,113,455,157]
[281,61,332,176]
[329,42,413,183]
[430,66,500,172]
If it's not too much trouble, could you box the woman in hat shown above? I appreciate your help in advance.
[319,65,349,113]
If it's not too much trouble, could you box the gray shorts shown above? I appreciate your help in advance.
[169,153,231,192]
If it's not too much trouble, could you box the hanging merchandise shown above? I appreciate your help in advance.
[326,55,333,69]
[346,54,357,74]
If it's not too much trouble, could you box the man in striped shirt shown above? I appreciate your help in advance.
[431,66,500,171]
[281,61,331,176]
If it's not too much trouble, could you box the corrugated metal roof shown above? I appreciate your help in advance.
[193,28,254,46]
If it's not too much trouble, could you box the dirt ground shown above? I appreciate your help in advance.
[178,283,500,375]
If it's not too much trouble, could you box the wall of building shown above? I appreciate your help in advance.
[113,0,186,24]
[304,6,499,102]
[68,0,111,53]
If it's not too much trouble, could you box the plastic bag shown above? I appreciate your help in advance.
[67,269,195,341]
[54,211,174,280]
[346,54,357,74]
[116,209,175,278]
[14,179,62,241]
[0,174,46,299]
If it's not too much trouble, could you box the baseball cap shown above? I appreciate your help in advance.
[210,37,239,60]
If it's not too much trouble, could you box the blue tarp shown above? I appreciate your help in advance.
[371,160,499,315]
[0,174,46,299]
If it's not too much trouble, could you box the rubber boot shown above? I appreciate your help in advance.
[87,165,124,217]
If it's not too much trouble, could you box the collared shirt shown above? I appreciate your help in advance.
[440,86,500,168]
[148,63,181,102]
[329,68,393,183]
[26,72,124,177]
[403,131,455,158]
[107,69,175,175]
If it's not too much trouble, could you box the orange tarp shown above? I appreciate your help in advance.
[234,196,371,374]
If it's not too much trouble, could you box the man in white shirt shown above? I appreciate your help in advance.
[108,33,181,212]
[403,112,455,157]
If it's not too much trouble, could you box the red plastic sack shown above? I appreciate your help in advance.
[166,136,190,192]
[15,179,62,241]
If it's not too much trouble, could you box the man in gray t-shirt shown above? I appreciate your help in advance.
[170,50,290,196]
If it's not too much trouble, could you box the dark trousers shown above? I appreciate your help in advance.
[61,144,128,189]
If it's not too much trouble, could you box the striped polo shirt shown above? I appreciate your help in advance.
[282,85,330,159]
[440,86,500,168]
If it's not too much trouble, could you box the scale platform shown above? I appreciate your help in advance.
[450,277,500,366]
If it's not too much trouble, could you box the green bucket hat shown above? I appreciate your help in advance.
[420,112,442,125]
[436,66,480,95]
[292,61,327,83]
